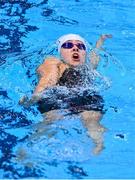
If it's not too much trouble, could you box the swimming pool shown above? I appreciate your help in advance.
[0,0,135,178]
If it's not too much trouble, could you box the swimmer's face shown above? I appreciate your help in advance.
[60,40,87,66]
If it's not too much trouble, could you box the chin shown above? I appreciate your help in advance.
[72,60,84,66]
[70,62,80,66]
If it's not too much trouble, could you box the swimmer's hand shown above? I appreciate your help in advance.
[19,96,32,107]
[96,34,112,49]
[100,34,112,40]
[19,95,41,107]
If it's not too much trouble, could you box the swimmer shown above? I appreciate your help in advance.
[20,33,112,154]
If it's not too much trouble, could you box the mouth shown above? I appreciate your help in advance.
[72,53,80,61]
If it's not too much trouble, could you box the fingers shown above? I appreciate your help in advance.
[101,34,113,40]
[19,96,31,107]
[19,96,29,105]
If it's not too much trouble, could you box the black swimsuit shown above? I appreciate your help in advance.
[37,66,104,114]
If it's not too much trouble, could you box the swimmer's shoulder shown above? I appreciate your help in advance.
[37,56,69,77]
[40,56,61,66]
[37,56,61,74]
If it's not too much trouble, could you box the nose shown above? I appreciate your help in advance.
[72,44,79,52]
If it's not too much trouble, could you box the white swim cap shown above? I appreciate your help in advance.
[56,34,88,53]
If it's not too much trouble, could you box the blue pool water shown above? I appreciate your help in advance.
[0,0,135,178]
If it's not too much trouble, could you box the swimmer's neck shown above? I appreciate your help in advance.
[60,59,71,67]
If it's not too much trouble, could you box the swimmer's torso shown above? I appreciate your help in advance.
[35,58,92,93]
[36,60,104,114]
[57,65,92,88]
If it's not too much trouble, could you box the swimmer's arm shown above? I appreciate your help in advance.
[36,57,61,77]
[34,57,69,95]
[19,57,61,107]
[90,34,112,69]
[34,57,61,94]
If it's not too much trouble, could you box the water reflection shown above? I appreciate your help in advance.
[0,0,38,54]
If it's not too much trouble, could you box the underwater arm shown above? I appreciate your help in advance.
[19,95,40,107]
[90,34,112,69]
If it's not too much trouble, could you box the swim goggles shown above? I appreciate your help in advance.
[61,42,86,50]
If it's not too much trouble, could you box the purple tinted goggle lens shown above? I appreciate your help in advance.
[61,42,86,50]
